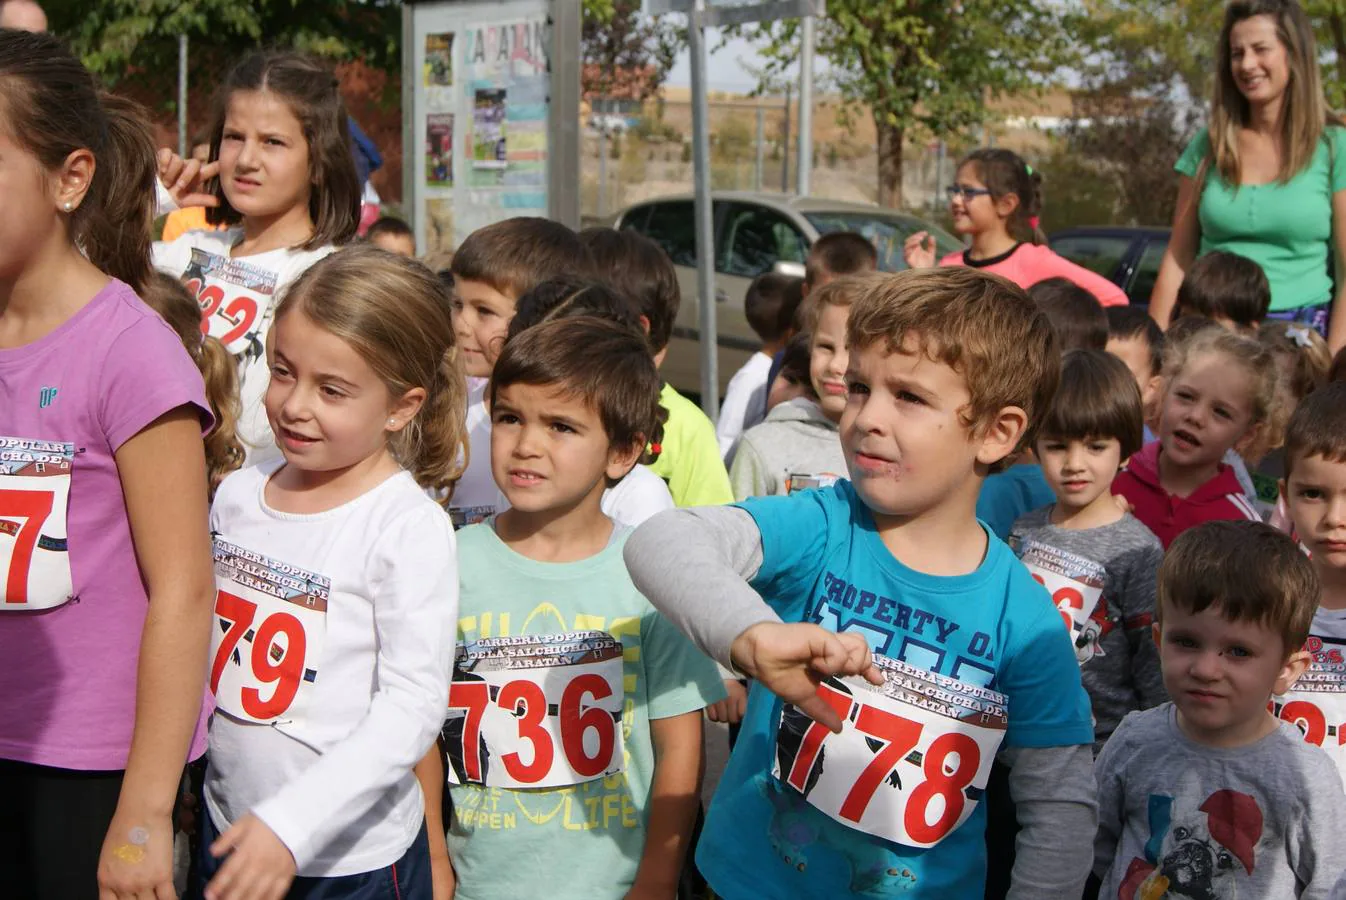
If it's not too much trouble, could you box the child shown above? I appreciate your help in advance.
[625,267,1098,898]
[1113,328,1275,547]
[1105,306,1165,443]
[441,316,724,898]
[729,276,877,499]
[449,217,595,527]
[160,131,223,242]
[1093,520,1346,898]
[1252,321,1331,519]
[1028,277,1109,351]
[141,272,245,498]
[200,245,463,898]
[580,227,734,507]
[365,216,416,257]
[1009,350,1166,751]
[1269,383,1346,769]
[765,331,816,412]
[155,51,361,464]
[1173,250,1271,333]
[0,33,216,898]
[717,272,803,458]
[904,148,1129,306]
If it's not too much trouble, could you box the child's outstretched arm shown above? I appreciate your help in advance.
[625,507,881,732]
[626,711,704,899]
[1004,744,1099,898]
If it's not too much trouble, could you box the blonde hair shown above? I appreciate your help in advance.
[140,273,244,497]
[805,272,886,339]
[1210,1,1342,185]
[1258,320,1331,400]
[1163,326,1281,459]
[846,268,1061,473]
[275,245,468,499]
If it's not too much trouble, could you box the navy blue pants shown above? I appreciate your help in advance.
[198,812,432,900]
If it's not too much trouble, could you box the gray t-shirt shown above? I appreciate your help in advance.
[1094,704,1346,900]
[1009,507,1166,751]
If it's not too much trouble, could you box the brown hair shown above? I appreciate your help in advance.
[507,277,643,341]
[958,148,1046,244]
[204,52,360,249]
[1164,326,1282,458]
[0,32,157,293]
[1175,252,1271,329]
[490,316,665,473]
[1106,306,1166,376]
[805,232,878,289]
[1038,349,1145,460]
[579,227,681,354]
[775,331,817,400]
[1258,320,1331,404]
[1027,277,1109,352]
[141,273,244,497]
[451,217,594,303]
[847,267,1061,472]
[804,272,884,335]
[745,272,804,344]
[1158,519,1318,652]
[1210,0,1341,186]
[1331,345,1346,382]
[275,245,468,498]
[1283,380,1346,479]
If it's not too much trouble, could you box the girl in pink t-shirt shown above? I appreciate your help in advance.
[904,148,1129,307]
[0,31,215,899]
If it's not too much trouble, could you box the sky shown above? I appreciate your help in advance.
[665,28,802,92]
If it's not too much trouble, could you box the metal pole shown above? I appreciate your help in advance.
[934,139,946,212]
[688,0,719,418]
[597,99,608,218]
[781,85,791,192]
[177,34,188,157]
[548,0,583,230]
[754,106,765,192]
[796,14,814,196]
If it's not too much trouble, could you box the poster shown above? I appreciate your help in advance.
[426,113,455,187]
[424,33,454,86]
[471,89,507,174]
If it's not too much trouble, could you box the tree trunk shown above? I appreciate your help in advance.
[876,117,904,209]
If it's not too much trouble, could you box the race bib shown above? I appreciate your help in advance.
[449,505,496,530]
[772,654,1007,849]
[785,472,841,495]
[445,631,625,790]
[1273,652,1346,784]
[1017,539,1106,645]
[183,248,278,359]
[0,437,74,611]
[209,540,330,726]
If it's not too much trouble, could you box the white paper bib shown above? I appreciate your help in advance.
[1017,539,1107,647]
[183,248,279,360]
[0,437,75,611]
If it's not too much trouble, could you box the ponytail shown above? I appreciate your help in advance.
[84,94,157,294]
[960,148,1046,245]
[639,404,669,466]
[199,336,246,497]
[402,347,469,503]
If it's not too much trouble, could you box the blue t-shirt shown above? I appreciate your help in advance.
[696,482,1093,900]
[976,463,1054,540]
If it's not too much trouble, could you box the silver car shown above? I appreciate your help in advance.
[612,191,964,397]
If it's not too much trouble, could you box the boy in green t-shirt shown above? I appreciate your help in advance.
[434,315,725,899]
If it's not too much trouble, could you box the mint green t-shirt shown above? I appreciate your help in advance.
[1176,125,1346,311]
[445,522,725,900]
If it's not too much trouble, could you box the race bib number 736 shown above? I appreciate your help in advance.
[0,437,74,611]
[772,655,1007,849]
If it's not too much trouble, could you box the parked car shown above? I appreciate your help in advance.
[613,192,963,398]
[1048,226,1171,308]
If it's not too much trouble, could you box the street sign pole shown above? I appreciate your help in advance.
[687,0,719,417]
[796,13,814,196]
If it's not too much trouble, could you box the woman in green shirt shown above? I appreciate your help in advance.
[1151,0,1346,353]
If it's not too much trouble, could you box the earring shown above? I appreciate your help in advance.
[387,418,396,427]
[62,202,73,212]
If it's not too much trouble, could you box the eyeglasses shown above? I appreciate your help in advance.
[945,185,993,201]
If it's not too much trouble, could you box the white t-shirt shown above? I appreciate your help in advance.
[203,460,457,876]
[449,378,506,527]
[153,230,335,464]
[716,351,772,460]
[602,464,675,527]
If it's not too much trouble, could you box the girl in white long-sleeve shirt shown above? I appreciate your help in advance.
[199,245,466,900]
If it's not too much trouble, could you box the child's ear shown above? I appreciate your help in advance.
[993,191,1020,221]
[1234,420,1264,456]
[386,387,427,433]
[605,436,645,481]
[1274,648,1312,696]
[1152,622,1161,649]
[975,405,1029,467]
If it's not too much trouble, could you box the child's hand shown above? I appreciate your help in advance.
[707,678,748,724]
[730,622,883,733]
[623,881,677,900]
[204,813,297,900]
[96,809,175,900]
[903,231,938,269]
[158,147,221,210]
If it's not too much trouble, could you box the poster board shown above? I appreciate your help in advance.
[403,0,580,258]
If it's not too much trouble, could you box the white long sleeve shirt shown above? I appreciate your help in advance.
[716,351,773,460]
[203,461,457,876]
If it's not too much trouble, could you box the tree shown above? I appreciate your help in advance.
[734,2,1075,207]
[581,0,680,102]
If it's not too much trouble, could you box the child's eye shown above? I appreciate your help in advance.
[1214,407,1232,420]
[321,385,346,399]
[265,137,286,146]
[493,412,519,425]
[1088,442,1110,453]
[270,364,292,379]
[1226,646,1250,659]
[551,422,576,434]
[1297,487,1325,501]
[1173,636,1197,649]
[847,382,870,396]
[897,391,924,406]
[475,306,496,320]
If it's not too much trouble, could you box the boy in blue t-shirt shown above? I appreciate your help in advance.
[625,267,1097,898]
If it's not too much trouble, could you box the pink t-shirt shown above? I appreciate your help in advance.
[938,242,1130,306]
[0,280,212,770]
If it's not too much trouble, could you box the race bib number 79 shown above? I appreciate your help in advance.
[772,655,1007,849]
[0,437,74,611]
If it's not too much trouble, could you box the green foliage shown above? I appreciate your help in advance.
[1037,142,1120,231]
[581,0,681,100]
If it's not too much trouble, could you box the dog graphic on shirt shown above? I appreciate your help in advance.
[1119,783,1263,900]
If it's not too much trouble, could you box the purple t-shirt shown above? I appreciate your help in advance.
[0,279,212,770]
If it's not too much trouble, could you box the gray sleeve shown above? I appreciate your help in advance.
[1292,755,1346,899]
[624,506,780,670]
[728,436,772,501]
[1121,545,1167,710]
[1003,743,1099,899]
[1092,726,1127,881]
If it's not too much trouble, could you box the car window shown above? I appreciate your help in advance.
[803,212,962,272]
[720,204,807,277]
[1127,238,1168,307]
[1048,234,1133,278]
[630,201,697,267]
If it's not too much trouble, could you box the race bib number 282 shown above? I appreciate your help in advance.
[0,437,74,611]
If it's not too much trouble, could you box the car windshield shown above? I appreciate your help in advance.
[804,212,965,272]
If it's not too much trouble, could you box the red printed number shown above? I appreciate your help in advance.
[784,682,982,844]
[1030,572,1085,632]
[449,672,618,786]
[1,489,54,605]
[1279,699,1346,747]
[186,278,259,346]
[209,589,307,720]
